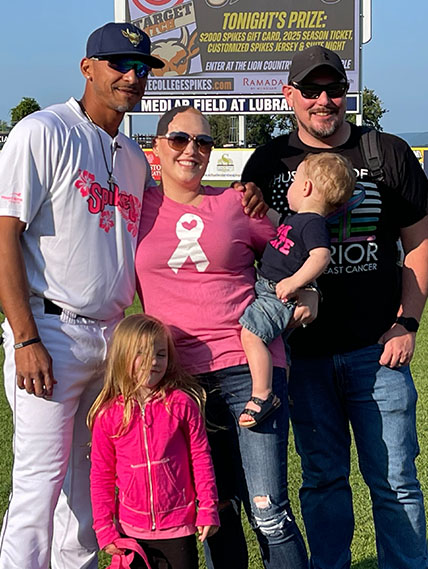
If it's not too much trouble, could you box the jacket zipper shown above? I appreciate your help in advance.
[142,406,156,530]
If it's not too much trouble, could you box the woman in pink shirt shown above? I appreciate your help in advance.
[135,106,309,569]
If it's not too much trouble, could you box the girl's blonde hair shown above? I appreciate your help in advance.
[87,314,205,434]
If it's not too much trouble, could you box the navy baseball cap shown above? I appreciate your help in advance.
[289,46,347,84]
[86,22,164,69]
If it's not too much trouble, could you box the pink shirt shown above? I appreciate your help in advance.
[120,522,195,540]
[136,186,286,374]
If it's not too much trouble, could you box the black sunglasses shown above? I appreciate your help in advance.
[92,56,151,78]
[292,81,349,99]
[157,131,214,154]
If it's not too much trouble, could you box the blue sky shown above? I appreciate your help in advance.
[1,1,426,136]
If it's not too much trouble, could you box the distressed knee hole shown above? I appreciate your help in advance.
[253,507,294,538]
[253,495,271,509]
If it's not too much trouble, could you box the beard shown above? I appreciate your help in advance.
[114,101,139,113]
[112,85,144,113]
[301,113,342,140]
[297,100,346,141]
[116,104,132,112]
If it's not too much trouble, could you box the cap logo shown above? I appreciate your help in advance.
[121,28,143,47]
[309,51,330,62]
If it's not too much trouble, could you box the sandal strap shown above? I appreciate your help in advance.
[249,396,265,406]
[240,407,257,418]
[249,392,276,407]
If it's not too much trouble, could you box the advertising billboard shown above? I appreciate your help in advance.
[143,147,428,182]
[139,93,359,115]
[412,147,428,177]
[0,132,9,151]
[128,0,360,111]
[144,147,255,181]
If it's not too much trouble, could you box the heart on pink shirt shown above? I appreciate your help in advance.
[182,220,197,230]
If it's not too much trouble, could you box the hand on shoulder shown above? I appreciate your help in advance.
[232,181,268,218]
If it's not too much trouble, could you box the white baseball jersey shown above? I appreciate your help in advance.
[0,97,152,319]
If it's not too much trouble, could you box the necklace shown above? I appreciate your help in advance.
[78,101,117,190]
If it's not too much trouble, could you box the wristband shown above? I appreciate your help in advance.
[14,337,41,350]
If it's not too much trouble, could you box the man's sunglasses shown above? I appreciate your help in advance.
[157,132,214,154]
[292,81,349,99]
[92,57,151,78]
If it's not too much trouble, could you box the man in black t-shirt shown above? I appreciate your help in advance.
[242,46,428,569]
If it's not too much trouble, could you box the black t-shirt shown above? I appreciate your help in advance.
[242,124,428,356]
[259,212,330,283]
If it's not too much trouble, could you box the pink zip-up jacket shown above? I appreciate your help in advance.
[90,389,219,549]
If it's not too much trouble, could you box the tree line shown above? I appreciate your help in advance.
[0,97,41,132]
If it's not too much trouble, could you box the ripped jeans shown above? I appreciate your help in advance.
[198,365,307,569]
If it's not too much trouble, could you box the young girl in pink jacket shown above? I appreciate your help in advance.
[88,314,219,569]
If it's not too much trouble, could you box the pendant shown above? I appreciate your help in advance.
[108,174,117,190]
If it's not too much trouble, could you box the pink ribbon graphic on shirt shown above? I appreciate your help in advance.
[167,213,209,274]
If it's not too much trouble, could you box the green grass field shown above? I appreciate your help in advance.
[1,304,427,568]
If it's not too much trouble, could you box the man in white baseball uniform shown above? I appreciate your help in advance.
[0,22,164,569]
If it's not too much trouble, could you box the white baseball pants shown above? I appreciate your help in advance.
[0,296,121,569]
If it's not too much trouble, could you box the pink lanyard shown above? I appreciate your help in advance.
[107,537,152,569]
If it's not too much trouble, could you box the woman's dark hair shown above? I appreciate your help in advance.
[156,105,207,135]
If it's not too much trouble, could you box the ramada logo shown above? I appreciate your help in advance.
[243,77,285,90]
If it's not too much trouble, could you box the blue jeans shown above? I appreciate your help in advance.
[289,343,427,569]
[240,276,295,344]
[198,365,308,569]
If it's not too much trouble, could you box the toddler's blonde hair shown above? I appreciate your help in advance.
[303,152,356,208]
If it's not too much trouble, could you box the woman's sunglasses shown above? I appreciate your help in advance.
[157,132,214,154]
[92,56,151,78]
[292,81,349,99]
